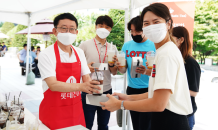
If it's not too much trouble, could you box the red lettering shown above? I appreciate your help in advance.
[141,51,147,58]
[130,51,136,57]
[136,51,141,57]
[126,50,129,57]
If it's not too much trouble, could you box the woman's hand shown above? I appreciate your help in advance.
[112,92,129,101]
[100,94,121,112]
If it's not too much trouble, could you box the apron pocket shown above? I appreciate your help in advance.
[48,101,84,129]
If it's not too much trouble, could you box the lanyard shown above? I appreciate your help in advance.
[94,38,108,63]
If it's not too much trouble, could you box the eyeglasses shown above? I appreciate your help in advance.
[56,27,77,33]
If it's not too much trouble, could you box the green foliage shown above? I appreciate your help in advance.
[0,22,3,27]
[107,9,125,51]
[193,0,218,63]
[1,22,15,34]
[76,24,96,43]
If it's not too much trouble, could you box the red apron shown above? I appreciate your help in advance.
[39,41,86,130]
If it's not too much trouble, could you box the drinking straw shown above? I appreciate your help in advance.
[18,109,22,122]
[111,42,113,50]
[8,92,10,101]
[19,91,22,98]
[94,68,99,81]
[4,108,12,128]
[5,94,7,101]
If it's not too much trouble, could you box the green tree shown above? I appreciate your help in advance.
[76,24,96,43]
[107,9,125,51]
[0,22,3,27]
[1,22,15,34]
[193,0,218,64]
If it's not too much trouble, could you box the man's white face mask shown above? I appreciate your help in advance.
[142,23,168,43]
[57,32,77,46]
[96,28,110,39]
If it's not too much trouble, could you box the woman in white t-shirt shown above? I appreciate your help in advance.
[100,3,192,130]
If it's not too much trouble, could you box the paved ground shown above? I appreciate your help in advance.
[0,56,217,130]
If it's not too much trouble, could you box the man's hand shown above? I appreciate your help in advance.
[100,94,121,112]
[80,81,101,94]
[20,60,24,63]
[88,62,98,73]
[135,65,146,74]
[112,92,129,101]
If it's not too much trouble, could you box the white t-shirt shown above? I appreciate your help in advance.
[148,41,193,115]
[38,44,90,93]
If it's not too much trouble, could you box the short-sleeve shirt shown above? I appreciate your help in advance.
[24,51,37,64]
[121,39,156,89]
[2,45,7,51]
[79,38,118,92]
[185,56,201,116]
[148,41,193,115]
[38,44,90,93]
[18,49,27,61]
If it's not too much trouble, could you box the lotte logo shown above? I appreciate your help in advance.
[66,76,77,83]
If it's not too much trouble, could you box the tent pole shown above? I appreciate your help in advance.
[127,0,135,129]
[122,6,130,130]
[25,12,32,84]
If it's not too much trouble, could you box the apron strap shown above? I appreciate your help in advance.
[54,41,61,63]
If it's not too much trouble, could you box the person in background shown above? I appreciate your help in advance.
[0,43,2,56]
[79,15,118,130]
[116,16,155,130]
[172,26,201,130]
[36,46,41,55]
[24,46,40,78]
[1,42,7,57]
[100,3,193,130]
[17,44,27,67]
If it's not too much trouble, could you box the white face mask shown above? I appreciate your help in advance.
[96,28,110,39]
[57,32,77,46]
[142,23,167,43]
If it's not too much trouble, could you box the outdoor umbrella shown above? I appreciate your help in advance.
[16,18,54,47]
[0,31,9,38]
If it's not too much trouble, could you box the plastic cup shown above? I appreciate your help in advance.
[91,71,104,95]
[0,117,7,129]
[117,51,126,68]
[147,51,156,69]
[107,49,115,64]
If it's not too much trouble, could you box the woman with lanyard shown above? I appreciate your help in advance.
[172,26,201,130]
[100,3,193,130]
[79,15,118,130]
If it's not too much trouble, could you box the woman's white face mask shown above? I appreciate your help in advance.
[96,28,110,39]
[142,23,168,43]
[57,32,77,46]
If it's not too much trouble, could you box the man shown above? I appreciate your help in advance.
[79,15,118,130]
[24,46,40,78]
[1,42,7,57]
[0,43,2,56]
[36,46,40,55]
[116,16,156,130]
[17,44,27,66]
[38,13,101,130]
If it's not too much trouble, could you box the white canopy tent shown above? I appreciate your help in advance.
[0,0,194,129]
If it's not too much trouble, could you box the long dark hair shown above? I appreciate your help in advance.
[140,3,175,43]
[172,26,192,60]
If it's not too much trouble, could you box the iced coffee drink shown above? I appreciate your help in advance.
[117,51,126,68]
[91,71,104,95]
[107,50,115,64]
[147,51,156,69]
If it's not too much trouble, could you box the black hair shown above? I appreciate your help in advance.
[23,44,27,47]
[31,46,35,51]
[127,16,142,32]
[54,13,78,28]
[95,15,114,28]
[37,46,40,49]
